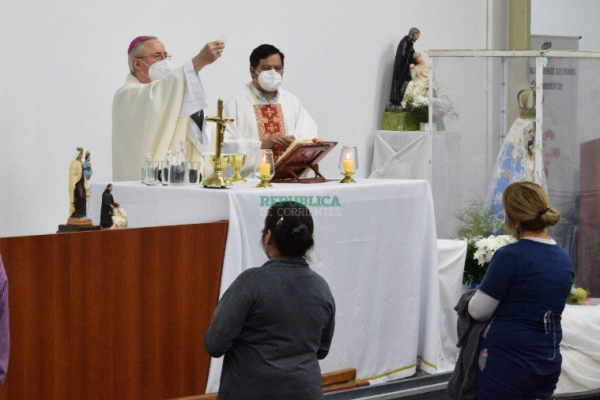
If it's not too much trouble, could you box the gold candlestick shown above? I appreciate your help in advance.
[339,146,358,184]
[204,99,234,188]
[256,175,272,188]
[340,171,356,183]
[255,149,275,189]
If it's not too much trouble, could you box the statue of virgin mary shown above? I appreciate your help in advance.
[486,82,547,223]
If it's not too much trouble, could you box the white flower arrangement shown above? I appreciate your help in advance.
[473,235,516,266]
[411,95,429,108]
[456,198,512,284]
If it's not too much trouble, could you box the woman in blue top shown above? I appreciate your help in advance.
[468,181,574,400]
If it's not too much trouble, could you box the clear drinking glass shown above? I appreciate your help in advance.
[141,152,154,184]
[167,140,189,185]
[188,161,201,184]
[160,160,169,186]
[144,160,160,186]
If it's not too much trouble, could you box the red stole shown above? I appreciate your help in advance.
[250,84,287,158]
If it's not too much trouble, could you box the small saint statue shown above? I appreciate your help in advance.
[101,183,115,229]
[401,52,429,108]
[69,147,88,219]
[111,202,128,229]
[83,151,92,202]
[59,147,98,231]
[387,27,421,112]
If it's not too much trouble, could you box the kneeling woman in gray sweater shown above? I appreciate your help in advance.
[204,201,336,400]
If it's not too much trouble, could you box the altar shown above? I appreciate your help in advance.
[89,179,440,391]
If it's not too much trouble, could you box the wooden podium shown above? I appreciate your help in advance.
[0,222,228,400]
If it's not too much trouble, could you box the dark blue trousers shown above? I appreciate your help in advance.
[476,348,561,400]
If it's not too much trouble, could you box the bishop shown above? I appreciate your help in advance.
[112,35,224,181]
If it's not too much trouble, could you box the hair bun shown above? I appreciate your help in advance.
[262,201,315,257]
[291,224,307,237]
[540,207,561,228]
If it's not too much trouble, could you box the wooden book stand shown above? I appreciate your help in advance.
[271,141,338,184]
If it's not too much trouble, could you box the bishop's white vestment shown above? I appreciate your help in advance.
[112,60,210,181]
[223,83,317,178]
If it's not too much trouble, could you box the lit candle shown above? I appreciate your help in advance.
[343,159,354,173]
[260,163,271,176]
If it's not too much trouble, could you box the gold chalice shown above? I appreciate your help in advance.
[228,154,247,183]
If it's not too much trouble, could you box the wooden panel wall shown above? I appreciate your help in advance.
[0,222,228,400]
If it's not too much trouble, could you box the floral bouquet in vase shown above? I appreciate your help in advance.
[431,83,458,131]
[404,94,429,124]
[456,197,513,285]
[464,235,516,285]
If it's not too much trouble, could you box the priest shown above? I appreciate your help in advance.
[223,44,317,178]
[112,36,224,181]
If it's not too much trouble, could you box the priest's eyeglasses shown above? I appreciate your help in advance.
[137,53,172,61]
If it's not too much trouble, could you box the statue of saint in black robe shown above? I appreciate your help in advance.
[71,166,87,218]
[389,35,416,106]
[101,188,115,228]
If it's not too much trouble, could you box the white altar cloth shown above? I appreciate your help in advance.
[436,239,467,373]
[555,304,600,394]
[90,179,440,391]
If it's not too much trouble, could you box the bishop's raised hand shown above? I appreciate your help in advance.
[193,40,225,72]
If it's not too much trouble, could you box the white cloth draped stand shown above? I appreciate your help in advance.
[555,304,600,393]
[435,239,468,373]
[369,130,461,238]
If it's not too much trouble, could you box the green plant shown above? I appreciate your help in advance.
[456,197,507,239]
[456,197,511,284]
[464,238,483,285]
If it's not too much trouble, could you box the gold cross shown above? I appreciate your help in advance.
[206,99,234,159]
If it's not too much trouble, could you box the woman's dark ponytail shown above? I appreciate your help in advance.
[262,202,314,257]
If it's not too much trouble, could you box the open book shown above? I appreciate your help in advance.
[272,138,337,183]
[277,138,327,159]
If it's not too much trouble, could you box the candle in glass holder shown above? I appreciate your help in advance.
[260,163,271,176]
[343,159,354,173]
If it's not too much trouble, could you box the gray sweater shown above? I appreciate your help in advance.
[204,256,336,400]
[447,289,488,400]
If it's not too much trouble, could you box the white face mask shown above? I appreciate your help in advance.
[256,69,283,92]
[141,59,172,81]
